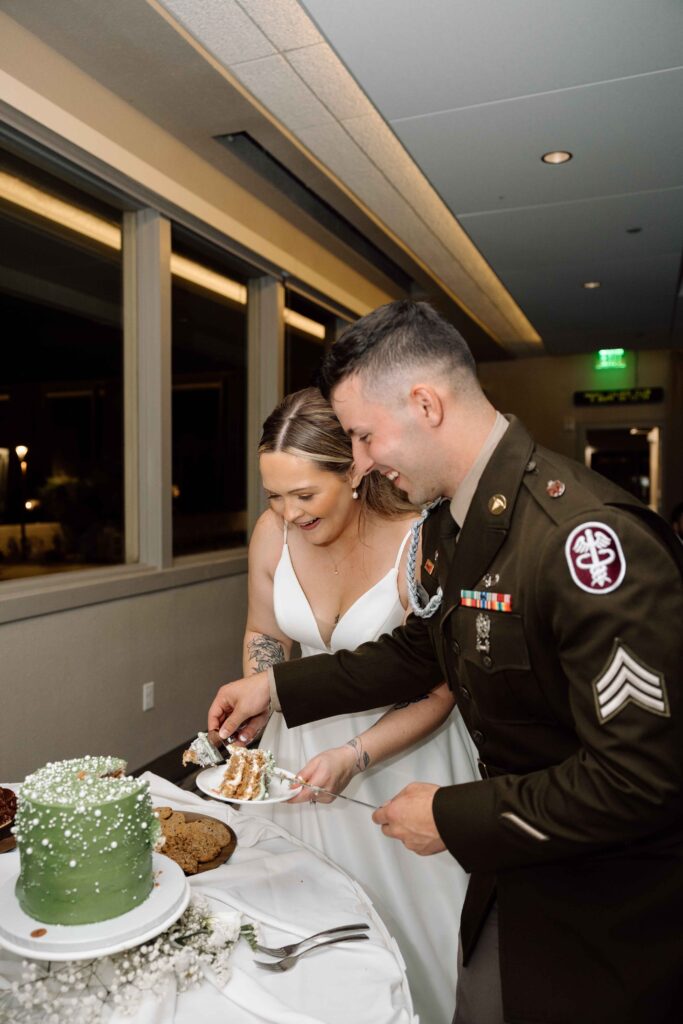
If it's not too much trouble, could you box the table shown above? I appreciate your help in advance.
[0,773,416,1023]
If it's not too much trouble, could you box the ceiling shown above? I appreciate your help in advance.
[300,0,683,356]
[1,0,681,359]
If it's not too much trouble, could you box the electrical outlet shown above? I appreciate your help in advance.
[142,681,155,712]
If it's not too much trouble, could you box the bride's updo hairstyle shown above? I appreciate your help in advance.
[259,387,414,520]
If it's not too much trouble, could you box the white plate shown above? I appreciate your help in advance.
[0,853,190,961]
[196,765,302,804]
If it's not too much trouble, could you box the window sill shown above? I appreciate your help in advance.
[0,549,248,624]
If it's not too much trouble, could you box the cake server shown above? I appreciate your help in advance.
[183,730,233,767]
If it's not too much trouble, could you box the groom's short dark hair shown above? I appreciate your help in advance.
[318,300,477,399]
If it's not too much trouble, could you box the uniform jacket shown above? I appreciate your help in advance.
[274,417,683,1024]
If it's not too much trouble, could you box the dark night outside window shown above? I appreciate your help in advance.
[171,229,249,556]
[284,289,339,395]
[0,149,124,581]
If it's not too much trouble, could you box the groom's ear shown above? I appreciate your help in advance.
[409,384,444,428]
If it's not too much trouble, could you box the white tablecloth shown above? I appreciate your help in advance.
[0,774,416,1023]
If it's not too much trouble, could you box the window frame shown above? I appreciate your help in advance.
[0,125,355,624]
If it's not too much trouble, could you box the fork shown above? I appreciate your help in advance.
[255,922,369,958]
[255,933,370,971]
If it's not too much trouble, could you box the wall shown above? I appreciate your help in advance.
[478,349,682,518]
[0,573,247,780]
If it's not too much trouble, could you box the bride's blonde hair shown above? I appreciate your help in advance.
[259,387,414,520]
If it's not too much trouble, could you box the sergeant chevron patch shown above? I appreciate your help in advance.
[593,641,670,724]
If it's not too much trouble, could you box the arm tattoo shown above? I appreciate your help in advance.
[346,736,371,772]
[392,693,430,711]
[247,634,285,674]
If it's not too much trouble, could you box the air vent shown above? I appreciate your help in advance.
[215,132,411,291]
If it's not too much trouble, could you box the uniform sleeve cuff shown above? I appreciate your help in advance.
[267,667,282,712]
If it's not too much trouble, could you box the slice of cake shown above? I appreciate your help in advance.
[182,732,224,768]
[13,756,161,926]
[217,745,275,800]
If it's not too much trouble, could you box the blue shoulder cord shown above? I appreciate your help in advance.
[406,501,444,618]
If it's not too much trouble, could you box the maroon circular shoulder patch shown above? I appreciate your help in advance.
[564,521,626,594]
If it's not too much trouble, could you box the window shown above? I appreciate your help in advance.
[284,289,339,394]
[171,228,249,555]
[0,148,124,581]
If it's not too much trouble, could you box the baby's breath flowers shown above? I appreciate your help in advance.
[0,898,257,1023]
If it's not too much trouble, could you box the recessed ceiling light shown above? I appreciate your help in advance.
[541,150,573,164]
[583,281,601,289]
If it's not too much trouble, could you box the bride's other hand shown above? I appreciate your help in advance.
[287,745,359,804]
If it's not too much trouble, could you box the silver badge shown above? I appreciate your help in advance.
[475,613,491,655]
[481,572,500,588]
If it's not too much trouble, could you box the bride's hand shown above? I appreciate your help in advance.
[287,745,359,804]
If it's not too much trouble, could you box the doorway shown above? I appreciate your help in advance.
[582,425,661,510]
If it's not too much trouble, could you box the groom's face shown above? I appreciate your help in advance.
[332,374,443,506]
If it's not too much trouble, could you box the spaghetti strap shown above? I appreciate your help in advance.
[393,527,414,571]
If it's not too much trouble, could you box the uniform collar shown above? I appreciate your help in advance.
[450,411,509,529]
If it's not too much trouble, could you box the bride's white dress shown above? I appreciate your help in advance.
[256,524,479,1024]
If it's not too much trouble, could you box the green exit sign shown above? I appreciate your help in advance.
[595,348,627,370]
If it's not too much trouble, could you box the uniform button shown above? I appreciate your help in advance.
[481,654,493,669]
[471,730,484,747]
[460,687,471,700]
[451,639,461,655]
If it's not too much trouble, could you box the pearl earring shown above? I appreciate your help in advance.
[352,488,359,500]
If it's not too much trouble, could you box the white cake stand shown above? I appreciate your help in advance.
[0,853,190,961]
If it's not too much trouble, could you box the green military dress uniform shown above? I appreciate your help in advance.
[274,417,683,1024]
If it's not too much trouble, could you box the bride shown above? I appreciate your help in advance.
[237,387,477,1023]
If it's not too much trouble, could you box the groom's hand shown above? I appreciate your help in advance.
[373,783,446,856]
[208,671,271,740]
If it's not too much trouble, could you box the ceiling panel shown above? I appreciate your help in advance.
[229,54,334,131]
[460,188,683,269]
[160,0,276,64]
[301,0,683,120]
[301,0,683,353]
[497,253,680,335]
[391,69,683,215]
[286,43,370,120]
[238,0,323,51]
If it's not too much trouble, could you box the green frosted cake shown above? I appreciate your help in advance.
[13,756,161,926]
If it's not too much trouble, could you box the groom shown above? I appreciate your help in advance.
[209,300,683,1024]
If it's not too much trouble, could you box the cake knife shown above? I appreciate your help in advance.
[274,771,380,811]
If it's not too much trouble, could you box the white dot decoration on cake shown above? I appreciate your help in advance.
[13,756,162,926]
